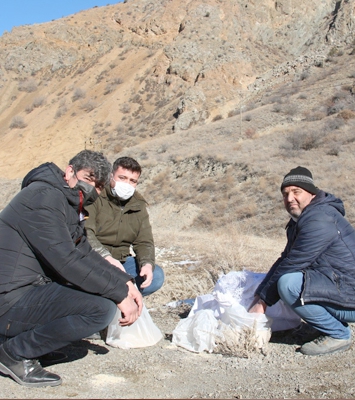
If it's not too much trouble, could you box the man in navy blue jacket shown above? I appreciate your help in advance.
[249,166,355,356]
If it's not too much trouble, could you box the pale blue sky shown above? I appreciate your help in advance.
[1,1,123,36]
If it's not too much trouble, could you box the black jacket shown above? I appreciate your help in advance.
[0,162,132,317]
[256,191,355,308]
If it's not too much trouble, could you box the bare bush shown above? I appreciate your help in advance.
[72,88,86,102]
[55,105,68,118]
[299,70,310,81]
[287,130,322,151]
[80,99,97,112]
[245,128,256,139]
[326,118,345,131]
[214,322,265,358]
[120,103,131,114]
[18,79,37,93]
[32,96,46,108]
[25,104,34,114]
[304,110,326,121]
[9,116,26,129]
[272,103,282,113]
[338,110,355,120]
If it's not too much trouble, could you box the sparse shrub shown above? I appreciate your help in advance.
[18,79,37,93]
[332,91,348,102]
[304,111,326,121]
[245,128,256,139]
[338,109,355,120]
[243,114,252,122]
[25,104,34,114]
[55,105,67,118]
[272,103,282,113]
[282,104,299,116]
[299,70,310,81]
[157,145,168,154]
[228,109,239,118]
[327,103,344,116]
[212,115,223,122]
[32,96,46,108]
[287,131,322,151]
[269,95,283,104]
[72,88,86,102]
[120,103,131,114]
[10,116,26,129]
[328,47,339,57]
[298,94,307,99]
[327,146,340,156]
[81,99,97,112]
[327,118,345,131]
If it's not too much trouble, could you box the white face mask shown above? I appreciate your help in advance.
[112,180,135,200]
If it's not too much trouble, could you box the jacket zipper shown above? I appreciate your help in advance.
[300,270,306,305]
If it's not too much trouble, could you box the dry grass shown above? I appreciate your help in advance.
[214,321,268,358]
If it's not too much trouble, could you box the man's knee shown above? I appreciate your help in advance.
[89,297,117,328]
[277,272,303,305]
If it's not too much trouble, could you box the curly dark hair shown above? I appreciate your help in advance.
[69,150,112,187]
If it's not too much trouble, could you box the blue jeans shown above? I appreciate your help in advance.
[277,272,355,339]
[0,283,117,359]
[122,257,164,296]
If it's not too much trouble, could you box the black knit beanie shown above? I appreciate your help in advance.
[280,166,319,195]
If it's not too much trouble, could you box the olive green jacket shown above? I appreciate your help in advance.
[85,187,155,270]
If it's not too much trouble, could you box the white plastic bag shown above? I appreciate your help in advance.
[106,304,163,349]
[221,304,271,348]
[172,309,220,353]
[211,270,301,332]
[171,270,301,353]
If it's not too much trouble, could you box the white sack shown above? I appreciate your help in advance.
[106,304,163,349]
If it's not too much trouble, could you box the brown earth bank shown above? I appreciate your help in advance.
[2,1,355,398]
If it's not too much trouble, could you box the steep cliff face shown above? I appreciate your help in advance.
[0,0,354,178]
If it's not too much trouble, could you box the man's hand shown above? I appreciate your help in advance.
[106,255,126,272]
[248,295,267,314]
[139,263,154,289]
[117,281,143,326]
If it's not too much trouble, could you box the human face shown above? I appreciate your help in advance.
[110,166,140,188]
[64,166,104,194]
[282,186,316,218]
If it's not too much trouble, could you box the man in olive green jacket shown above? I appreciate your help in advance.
[85,157,164,296]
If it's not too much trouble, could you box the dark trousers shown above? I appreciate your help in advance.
[0,282,117,359]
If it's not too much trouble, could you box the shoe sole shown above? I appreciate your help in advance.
[300,342,351,356]
[0,362,62,387]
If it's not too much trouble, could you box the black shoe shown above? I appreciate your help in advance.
[0,345,62,387]
[39,351,68,366]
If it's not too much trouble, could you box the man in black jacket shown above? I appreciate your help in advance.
[0,150,142,387]
[249,166,355,356]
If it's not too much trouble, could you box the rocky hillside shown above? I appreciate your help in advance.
[1,0,355,238]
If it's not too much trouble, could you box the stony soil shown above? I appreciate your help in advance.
[0,252,354,400]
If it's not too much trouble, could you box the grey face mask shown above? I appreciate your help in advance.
[74,180,99,207]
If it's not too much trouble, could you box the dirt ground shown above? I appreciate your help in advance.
[0,305,354,399]
[0,248,355,400]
